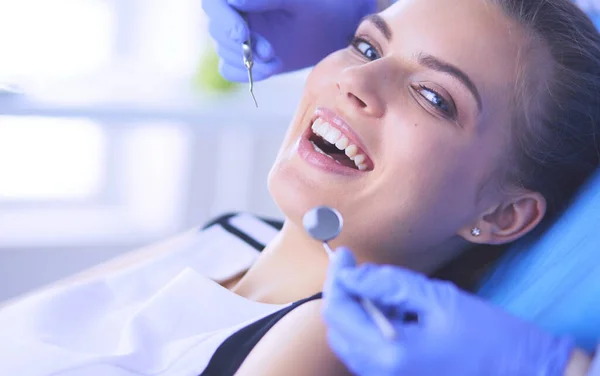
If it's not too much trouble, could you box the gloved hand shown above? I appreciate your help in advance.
[201,0,377,82]
[322,248,576,376]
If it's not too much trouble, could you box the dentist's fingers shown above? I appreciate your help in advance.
[331,247,358,269]
[337,264,431,311]
[323,247,357,304]
[211,26,276,63]
[204,0,250,44]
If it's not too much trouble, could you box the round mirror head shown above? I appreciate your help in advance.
[303,206,343,242]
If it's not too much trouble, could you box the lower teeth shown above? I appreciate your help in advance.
[310,141,341,164]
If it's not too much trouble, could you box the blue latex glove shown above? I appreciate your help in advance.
[201,0,377,82]
[591,353,600,376]
[322,248,576,376]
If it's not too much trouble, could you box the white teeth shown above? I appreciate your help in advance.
[335,136,349,150]
[311,140,334,160]
[353,154,366,165]
[319,121,331,135]
[311,118,323,132]
[325,128,341,144]
[310,118,370,171]
[312,141,343,164]
[344,144,358,159]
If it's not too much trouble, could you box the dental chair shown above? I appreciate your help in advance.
[478,169,600,352]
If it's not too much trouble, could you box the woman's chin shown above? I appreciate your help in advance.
[267,160,321,225]
[268,164,362,243]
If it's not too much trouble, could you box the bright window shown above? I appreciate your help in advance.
[0,117,106,201]
[0,0,114,80]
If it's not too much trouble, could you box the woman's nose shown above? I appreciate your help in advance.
[336,65,386,118]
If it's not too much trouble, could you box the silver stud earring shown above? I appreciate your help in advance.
[471,227,481,237]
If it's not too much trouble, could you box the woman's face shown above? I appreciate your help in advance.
[269,0,539,267]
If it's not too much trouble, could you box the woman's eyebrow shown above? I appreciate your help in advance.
[417,53,483,112]
[361,14,482,113]
[363,14,393,40]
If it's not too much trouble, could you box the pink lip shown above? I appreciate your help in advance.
[313,107,373,165]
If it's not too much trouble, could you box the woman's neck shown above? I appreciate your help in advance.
[231,220,330,305]
[228,218,469,304]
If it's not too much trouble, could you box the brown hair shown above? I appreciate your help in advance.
[436,0,600,290]
[498,0,600,228]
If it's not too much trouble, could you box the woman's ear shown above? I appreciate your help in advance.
[458,191,546,245]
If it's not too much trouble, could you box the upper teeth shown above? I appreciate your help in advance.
[311,118,368,171]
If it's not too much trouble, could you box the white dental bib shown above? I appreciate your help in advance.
[0,214,286,376]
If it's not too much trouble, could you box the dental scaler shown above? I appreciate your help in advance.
[239,12,258,107]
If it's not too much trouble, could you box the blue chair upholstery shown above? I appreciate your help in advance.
[574,0,600,29]
[478,169,600,351]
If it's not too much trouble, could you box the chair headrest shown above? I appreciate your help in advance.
[478,169,600,351]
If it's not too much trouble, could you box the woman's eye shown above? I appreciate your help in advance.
[414,84,457,118]
[351,37,380,61]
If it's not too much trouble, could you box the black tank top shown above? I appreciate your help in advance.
[199,213,323,376]
[200,292,323,376]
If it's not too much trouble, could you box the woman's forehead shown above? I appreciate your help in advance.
[380,0,529,101]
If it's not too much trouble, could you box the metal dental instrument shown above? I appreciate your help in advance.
[242,41,258,107]
[303,206,398,341]
[239,13,258,107]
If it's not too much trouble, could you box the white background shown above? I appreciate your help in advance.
[0,0,309,301]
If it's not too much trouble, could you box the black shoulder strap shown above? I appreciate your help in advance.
[200,292,323,376]
[201,212,283,253]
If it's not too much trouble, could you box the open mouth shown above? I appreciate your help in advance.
[308,118,371,171]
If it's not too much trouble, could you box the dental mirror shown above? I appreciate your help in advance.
[303,205,397,340]
[302,206,342,257]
